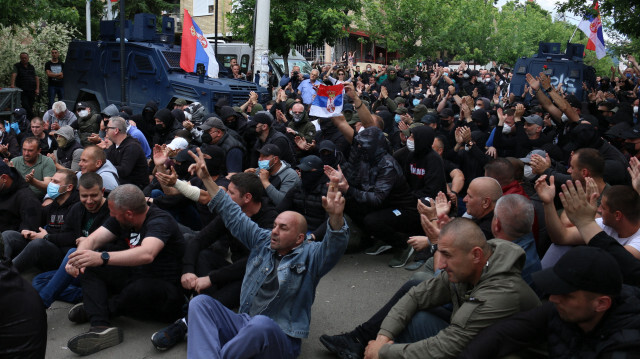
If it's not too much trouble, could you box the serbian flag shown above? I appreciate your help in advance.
[577,1,606,59]
[180,9,219,78]
[310,84,345,117]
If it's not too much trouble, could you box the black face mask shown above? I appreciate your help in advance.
[205,158,220,176]
[320,152,336,166]
[201,132,213,144]
[174,162,191,179]
[625,142,639,156]
[155,123,166,133]
[300,170,324,190]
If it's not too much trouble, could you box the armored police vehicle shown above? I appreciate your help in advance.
[509,42,596,100]
[62,13,268,114]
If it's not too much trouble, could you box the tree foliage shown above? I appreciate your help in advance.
[227,0,360,66]
[557,0,640,39]
[0,20,78,112]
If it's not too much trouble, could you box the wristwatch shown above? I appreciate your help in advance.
[430,243,438,255]
[101,251,110,266]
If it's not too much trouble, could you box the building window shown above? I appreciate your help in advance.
[193,0,215,16]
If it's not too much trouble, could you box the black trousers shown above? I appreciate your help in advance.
[80,266,184,327]
[347,201,423,249]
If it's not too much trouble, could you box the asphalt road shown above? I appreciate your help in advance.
[43,252,415,358]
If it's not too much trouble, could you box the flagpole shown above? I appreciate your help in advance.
[569,25,579,43]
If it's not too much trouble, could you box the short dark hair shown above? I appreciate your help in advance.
[484,158,514,187]
[79,172,103,190]
[229,172,264,203]
[574,148,604,178]
[57,168,77,188]
[22,136,40,149]
[602,185,640,222]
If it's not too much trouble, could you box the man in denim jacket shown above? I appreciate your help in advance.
[186,148,349,358]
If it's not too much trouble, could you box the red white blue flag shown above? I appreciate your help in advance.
[180,9,219,78]
[310,84,345,118]
[578,1,606,59]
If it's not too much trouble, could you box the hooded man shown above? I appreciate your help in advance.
[50,125,83,172]
[153,109,183,145]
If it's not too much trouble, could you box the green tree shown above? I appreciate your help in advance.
[227,0,360,72]
[557,0,640,39]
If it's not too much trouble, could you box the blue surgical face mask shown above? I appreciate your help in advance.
[394,114,402,123]
[412,99,420,106]
[47,182,65,199]
[258,159,272,171]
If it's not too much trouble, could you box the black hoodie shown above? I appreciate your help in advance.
[343,127,414,210]
[394,126,447,199]
[0,168,42,232]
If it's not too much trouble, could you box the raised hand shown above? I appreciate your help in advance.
[417,197,436,219]
[530,153,551,175]
[156,166,178,187]
[559,179,598,228]
[538,72,552,90]
[534,174,556,204]
[187,147,211,180]
[435,191,451,217]
[628,156,640,195]
[322,175,346,230]
[525,73,540,91]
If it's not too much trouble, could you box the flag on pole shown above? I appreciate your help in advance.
[180,9,219,78]
[310,84,345,118]
[577,1,606,59]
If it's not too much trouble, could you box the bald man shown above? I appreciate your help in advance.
[463,176,503,239]
[181,148,349,358]
[321,219,539,359]
[77,146,119,192]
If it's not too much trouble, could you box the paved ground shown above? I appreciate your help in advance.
[43,252,416,358]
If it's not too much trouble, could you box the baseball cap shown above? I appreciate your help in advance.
[532,246,622,295]
[199,117,225,131]
[395,107,408,115]
[297,155,323,171]
[318,140,336,153]
[342,103,354,113]
[421,114,439,125]
[401,122,424,137]
[394,97,406,105]
[258,144,281,157]
[565,94,582,109]
[439,108,454,118]
[623,124,640,140]
[13,108,27,118]
[248,111,273,127]
[519,149,547,164]
[174,98,188,106]
[167,137,189,151]
[523,114,544,127]
[605,122,632,139]
[76,102,89,110]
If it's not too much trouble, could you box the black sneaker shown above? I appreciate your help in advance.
[388,246,415,268]
[319,333,365,359]
[68,303,89,324]
[67,326,123,355]
[151,318,188,351]
[364,240,392,255]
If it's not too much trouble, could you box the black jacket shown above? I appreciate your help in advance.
[0,260,47,359]
[343,127,414,210]
[106,136,150,189]
[46,199,111,249]
[394,126,447,200]
[459,286,640,359]
[0,168,42,232]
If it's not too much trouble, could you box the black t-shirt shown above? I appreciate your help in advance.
[102,206,185,283]
[45,60,64,86]
[13,62,37,91]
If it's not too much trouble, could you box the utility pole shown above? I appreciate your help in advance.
[253,0,270,87]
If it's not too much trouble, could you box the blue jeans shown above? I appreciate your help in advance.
[187,295,301,359]
[32,248,82,308]
[48,85,64,109]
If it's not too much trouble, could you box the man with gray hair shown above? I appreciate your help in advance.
[105,116,149,189]
[492,194,541,286]
[64,184,185,355]
[42,101,77,132]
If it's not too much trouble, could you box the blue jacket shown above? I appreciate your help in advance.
[207,189,349,338]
